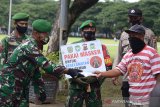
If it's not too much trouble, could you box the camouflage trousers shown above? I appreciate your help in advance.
[0,88,29,107]
[0,84,45,107]
[0,68,45,107]
[65,81,102,107]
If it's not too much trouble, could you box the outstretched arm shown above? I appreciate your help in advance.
[94,68,122,78]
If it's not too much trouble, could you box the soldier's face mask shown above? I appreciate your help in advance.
[128,36,145,54]
[82,27,96,41]
[38,32,49,45]
[16,21,28,34]
[128,16,142,25]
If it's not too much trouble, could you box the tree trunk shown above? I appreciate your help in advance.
[47,6,60,53]
[47,0,99,53]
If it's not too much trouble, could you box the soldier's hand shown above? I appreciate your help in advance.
[65,68,83,78]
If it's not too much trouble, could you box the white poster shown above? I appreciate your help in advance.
[60,40,106,78]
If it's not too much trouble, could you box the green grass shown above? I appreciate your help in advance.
[0,34,6,39]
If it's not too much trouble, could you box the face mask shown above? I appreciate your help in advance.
[83,31,96,41]
[40,36,49,45]
[129,16,141,25]
[16,24,27,34]
[129,37,145,54]
[131,20,141,26]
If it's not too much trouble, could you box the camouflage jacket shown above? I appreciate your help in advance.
[113,25,157,81]
[0,37,63,106]
[0,32,28,69]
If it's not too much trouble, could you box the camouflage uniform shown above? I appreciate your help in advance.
[0,32,28,69]
[0,32,32,107]
[0,13,46,106]
[65,39,112,107]
[0,33,46,105]
[113,25,157,107]
[0,36,67,106]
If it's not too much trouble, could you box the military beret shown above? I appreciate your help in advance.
[32,19,52,32]
[80,20,96,29]
[128,8,142,16]
[125,24,145,35]
[12,12,29,21]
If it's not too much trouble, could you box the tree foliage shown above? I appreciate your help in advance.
[0,0,58,28]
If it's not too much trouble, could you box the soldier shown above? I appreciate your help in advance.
[94,24,160,107]
[0,12,30,68]
[65,20,112,107]
[0,13,47,106]
[0,19,82,107]
[112,8,157,107]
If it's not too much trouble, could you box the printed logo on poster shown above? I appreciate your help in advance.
[60,40,106,78]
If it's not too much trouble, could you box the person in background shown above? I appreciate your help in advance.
[65,20,112,107]
[0,19,82,107]
[94,24,160,107]
[112,8,157,107]
[0,12,30,68]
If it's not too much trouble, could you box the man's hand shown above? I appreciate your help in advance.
[93,71,102,78]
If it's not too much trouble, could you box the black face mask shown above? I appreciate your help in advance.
[83,31,96,41]
[129,37,145,54]
[16,25,27,34]
[131,21,141,26]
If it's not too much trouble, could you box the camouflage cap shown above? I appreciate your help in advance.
[12,12,29,21]
[128,8,142,16]
[80,20,96,29]
[32,19,52,32]
[125,24,145,35]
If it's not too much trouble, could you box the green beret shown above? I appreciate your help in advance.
[80,20,96,29]
[32,19,52,32]
[12,12,29,20]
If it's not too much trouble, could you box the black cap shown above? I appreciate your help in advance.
[128,8,142,16]
[125,24,145,35]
